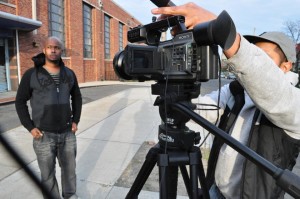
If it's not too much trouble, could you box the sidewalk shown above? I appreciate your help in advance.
[0,81,191,198]
[0,80,126,106]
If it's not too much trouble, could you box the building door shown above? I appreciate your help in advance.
[0,38,10,92]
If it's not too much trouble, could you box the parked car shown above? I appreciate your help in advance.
[227,74,236,80]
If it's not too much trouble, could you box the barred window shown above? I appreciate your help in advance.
[119,22,124,51]
[48,0,65,47]
[104,15,111,59]
[83,4,93,58]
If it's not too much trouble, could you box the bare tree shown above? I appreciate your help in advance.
[283,20,300,87]
[284,20,300,44]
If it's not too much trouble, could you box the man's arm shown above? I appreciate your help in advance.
[70,71,82,126]
[15,69,35,132]
[226,37,300,137]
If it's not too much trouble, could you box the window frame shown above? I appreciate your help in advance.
[104,14,111,59]
[83,3,93,58]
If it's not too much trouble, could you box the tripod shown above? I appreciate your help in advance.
[126,82,210,199]
[126,127,209,199]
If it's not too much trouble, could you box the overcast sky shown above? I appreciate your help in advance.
[112,0,299,37]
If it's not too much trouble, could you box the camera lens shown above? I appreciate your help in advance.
[113,51,132,80]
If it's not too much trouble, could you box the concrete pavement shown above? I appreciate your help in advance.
[0,80,299,198]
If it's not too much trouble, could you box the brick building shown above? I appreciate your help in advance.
[0,0,141,92]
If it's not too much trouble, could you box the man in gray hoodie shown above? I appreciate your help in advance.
[152,3,299,199]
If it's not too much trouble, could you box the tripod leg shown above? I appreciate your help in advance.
[180,165,193,198]
[158,153,169,199]
[190,147,210,199]
[198,163,210,199]
[126,144,161,199]
[158,153,179,199]
[190,163,200,199]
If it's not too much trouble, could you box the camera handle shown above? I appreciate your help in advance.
[172,102,300,199]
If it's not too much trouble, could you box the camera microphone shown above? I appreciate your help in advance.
[150,0,176,7]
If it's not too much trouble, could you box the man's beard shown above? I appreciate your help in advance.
[46,56,60,65]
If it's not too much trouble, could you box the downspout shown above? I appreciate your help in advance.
[16,30,21,83]
[32,0,37,35]
[4,39,11,90]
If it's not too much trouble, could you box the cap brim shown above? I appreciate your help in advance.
[243,35,274,44]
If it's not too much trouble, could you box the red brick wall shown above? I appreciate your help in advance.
[0,0,141,86]
[0,4,15,13]
[17,0,48,76]
[102,0,141,80]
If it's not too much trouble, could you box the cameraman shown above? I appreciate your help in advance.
[152,3,300,199]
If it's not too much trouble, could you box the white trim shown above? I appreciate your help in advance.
[32,0,37,34]
[82,0,101,10]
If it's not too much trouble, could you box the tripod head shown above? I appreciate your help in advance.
[151,81,201,151]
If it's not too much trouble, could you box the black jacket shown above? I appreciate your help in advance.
[208,81,300,198]
[15,53,82,133]
[241,113,300,199]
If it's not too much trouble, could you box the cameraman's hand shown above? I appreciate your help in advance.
[152,2,240,58]
[151,2,217,31]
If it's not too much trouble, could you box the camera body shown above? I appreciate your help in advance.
[113,16,219,82]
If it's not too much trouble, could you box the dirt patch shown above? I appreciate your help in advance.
[116,142,209,196]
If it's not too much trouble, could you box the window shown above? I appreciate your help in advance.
[48,0,65,46]
[83,4,93,58]
[104,15,111,59]
[119,23,124,51]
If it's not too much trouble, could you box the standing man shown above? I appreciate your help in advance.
[15,36,82,199]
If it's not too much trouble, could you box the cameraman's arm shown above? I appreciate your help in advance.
[225,37,300,138]
[196,84,232,124]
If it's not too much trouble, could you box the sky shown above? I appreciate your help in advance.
[112,0,300,38]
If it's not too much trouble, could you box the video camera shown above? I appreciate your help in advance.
[113,15,219,82]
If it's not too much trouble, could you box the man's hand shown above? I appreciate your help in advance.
[151,2,217,30]
[72,122,78,133]
[31,128,43,139]
[151,2,240,58]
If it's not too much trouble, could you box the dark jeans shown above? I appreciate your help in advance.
[209,183,226,199]
[33,130,77,199]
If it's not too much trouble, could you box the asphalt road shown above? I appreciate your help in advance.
[0,84,142,133]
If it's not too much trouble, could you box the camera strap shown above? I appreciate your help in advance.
[206,80,245,189]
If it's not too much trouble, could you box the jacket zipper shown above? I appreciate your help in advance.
[56,73,61,133]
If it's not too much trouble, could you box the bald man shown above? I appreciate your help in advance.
[16,36,82,199]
